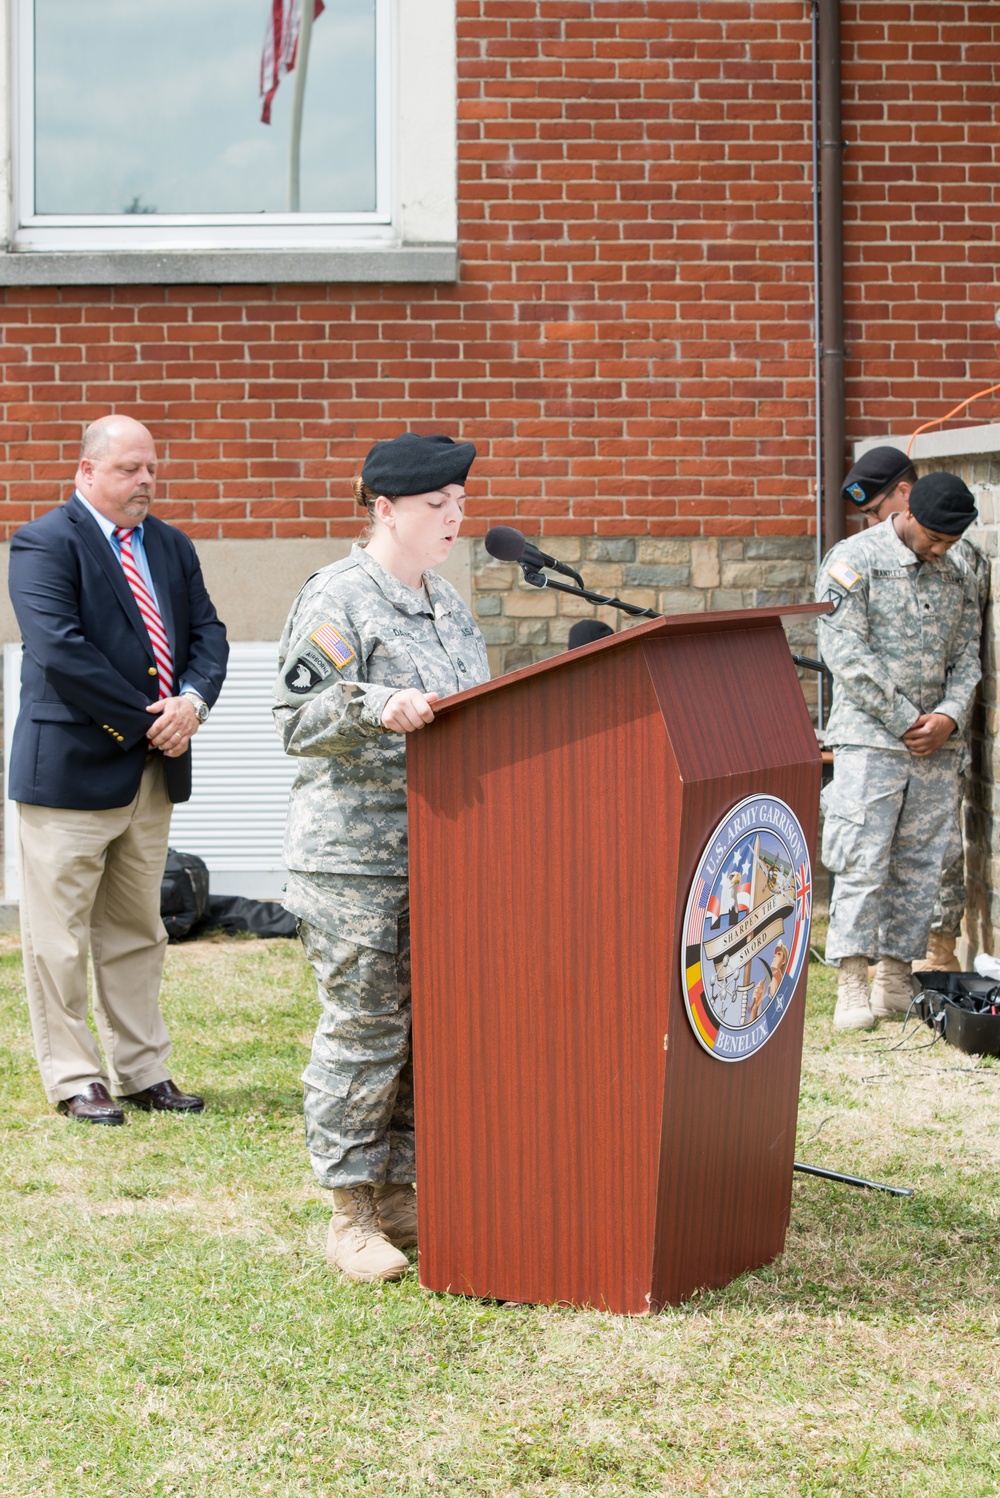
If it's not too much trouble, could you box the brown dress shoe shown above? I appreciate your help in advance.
[57,1082,126,1126]
[119,1079,204,1113]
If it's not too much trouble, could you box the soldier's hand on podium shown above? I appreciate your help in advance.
[382,690,440,734]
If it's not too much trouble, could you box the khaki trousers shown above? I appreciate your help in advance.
[18,760,175,1103]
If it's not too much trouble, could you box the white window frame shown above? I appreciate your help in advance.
[0,0,457,283]
[13,0,394,252]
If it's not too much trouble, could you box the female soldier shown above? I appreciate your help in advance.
[274,433,489,1283]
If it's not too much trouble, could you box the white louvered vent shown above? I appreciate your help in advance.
[167,642,295,898]
[4,641,296,901]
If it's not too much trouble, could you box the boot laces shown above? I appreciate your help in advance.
[345,1184,382,1243]
[839,962,869,1007]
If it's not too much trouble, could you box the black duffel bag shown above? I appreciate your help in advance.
[160,848,210,941]
[204,894,297,939]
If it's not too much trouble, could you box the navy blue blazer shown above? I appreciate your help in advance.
[8,494,229,808]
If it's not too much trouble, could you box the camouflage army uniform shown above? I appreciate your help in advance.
[274,545,489,1188]
[817,517,982,966]
[930,536,990,936]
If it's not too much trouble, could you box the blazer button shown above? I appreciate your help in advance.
[148,667,158,676]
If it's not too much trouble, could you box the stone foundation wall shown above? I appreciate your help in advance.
[470,535,820,695]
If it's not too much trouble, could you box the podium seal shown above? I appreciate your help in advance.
[680,794,812,1062]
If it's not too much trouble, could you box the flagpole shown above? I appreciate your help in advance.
[288,0,314,212]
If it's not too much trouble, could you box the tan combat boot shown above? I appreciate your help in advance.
[869,956,915,1019]
[833,955,874,1031]
[373,1182,418,1249]
[327,1184,409,1283]
[912,931,960,973]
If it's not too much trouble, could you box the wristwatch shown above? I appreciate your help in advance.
[181,690,210,724]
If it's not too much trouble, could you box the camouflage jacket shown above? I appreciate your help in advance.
[274,545,489,877]
[951,533,991,616]
[816,516,983,752]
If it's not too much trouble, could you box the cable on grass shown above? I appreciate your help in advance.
[859,1001,945,1056]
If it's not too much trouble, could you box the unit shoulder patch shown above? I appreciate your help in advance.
[827,559,861,591]
[278,622,356,707]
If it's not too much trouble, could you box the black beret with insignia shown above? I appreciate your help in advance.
[908,471,978,535]
[841,446,915,508]
[361,432,476,499]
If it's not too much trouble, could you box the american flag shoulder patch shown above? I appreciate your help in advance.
[827,559,860,590]
[310,623,355,670]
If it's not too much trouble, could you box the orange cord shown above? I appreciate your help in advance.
[906,380,1000,457]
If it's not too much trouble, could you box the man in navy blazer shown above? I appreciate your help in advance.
[9,414,229,1125]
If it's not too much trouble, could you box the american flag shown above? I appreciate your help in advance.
[688,878,707,944]
[311,623,354,668]
[260,0,325,124]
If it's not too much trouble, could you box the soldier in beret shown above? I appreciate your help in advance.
[840,449,990,972]
[273,433,489,1282]
[841,445,918,523]
[817,471,983,1030]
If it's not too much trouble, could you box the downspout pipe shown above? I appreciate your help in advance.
[811,0,822,571]
[810,1,825,729]
[819,0,846,553]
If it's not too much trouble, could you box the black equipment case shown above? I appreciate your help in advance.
[914,971,1000,1058]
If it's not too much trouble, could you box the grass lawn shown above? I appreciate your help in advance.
[1,931,998,1497]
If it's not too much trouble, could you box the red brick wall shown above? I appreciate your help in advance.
[0,1,996,544]
[842,2,999,432]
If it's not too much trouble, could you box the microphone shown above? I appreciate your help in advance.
[567,619,614,651]
[484,526,584,586]
[486,523,659,622]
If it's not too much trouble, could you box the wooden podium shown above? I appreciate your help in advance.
[407,605,823,1313]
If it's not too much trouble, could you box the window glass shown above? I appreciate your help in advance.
[32,0,377,217]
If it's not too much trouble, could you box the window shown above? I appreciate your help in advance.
[0,0,457,281]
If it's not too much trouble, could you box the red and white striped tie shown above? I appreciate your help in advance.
[113,526,173,698]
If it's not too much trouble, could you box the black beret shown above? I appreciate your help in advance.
[908,471,978,535]
[842,446,915,507]
[567,619,614,651]
[360,432,476,499]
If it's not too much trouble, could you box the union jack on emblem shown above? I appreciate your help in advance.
[795,864,812,924]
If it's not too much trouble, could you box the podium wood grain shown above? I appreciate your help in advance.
[408,606,823,1313]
